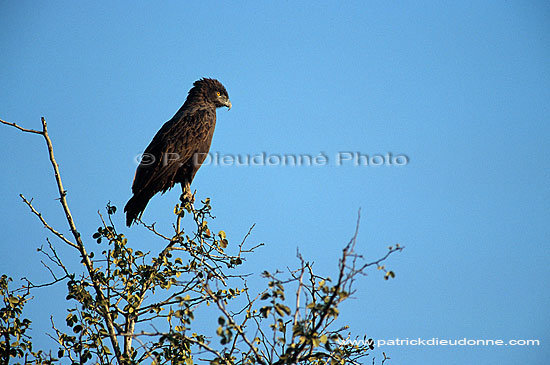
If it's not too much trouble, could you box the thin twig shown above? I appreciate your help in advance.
[205,285,267,365]
[292,250,306,335]
[19,194,79,249]
[0,118,43,134]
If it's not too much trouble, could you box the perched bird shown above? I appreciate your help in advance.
[124,78,231,226]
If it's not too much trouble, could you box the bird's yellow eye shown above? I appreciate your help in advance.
[216,91,221,96]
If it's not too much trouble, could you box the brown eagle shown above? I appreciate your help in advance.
[124,78,231,226]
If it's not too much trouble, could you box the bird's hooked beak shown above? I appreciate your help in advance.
[224,99,232,110]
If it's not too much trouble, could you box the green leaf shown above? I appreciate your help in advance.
[260,306,271,318]
[274,304,291,316]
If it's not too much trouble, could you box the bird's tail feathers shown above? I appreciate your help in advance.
[124,192,152,227]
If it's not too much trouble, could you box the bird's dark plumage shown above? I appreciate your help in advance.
[124,78,231,226]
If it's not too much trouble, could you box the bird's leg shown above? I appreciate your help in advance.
[180,182,195,205]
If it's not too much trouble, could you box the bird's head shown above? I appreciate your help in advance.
[193,78,232,110]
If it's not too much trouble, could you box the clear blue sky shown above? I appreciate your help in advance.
[1,1,548,364]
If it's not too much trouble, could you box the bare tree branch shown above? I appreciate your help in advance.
[19,194,79,249]
[0,118,43,134]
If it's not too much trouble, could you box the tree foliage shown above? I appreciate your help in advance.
[0,117,403,364]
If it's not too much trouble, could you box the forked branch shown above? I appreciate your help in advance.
[1,117,123,363]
